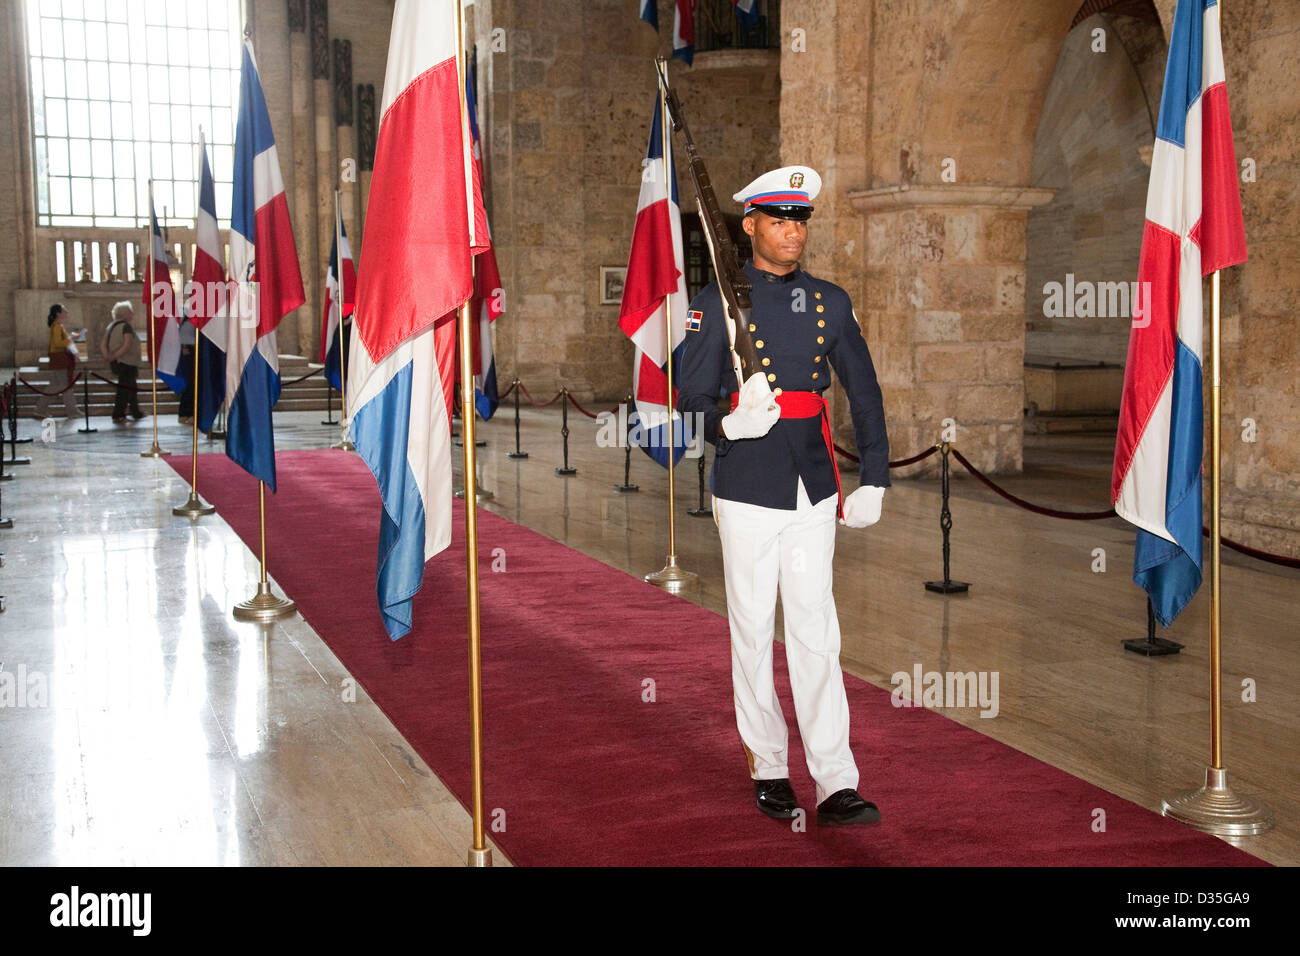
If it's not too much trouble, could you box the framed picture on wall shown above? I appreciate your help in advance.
[600,266,627,305]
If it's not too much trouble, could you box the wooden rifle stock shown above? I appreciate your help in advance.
[655,58,759,390]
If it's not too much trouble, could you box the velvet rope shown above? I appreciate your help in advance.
[19,372,83,396]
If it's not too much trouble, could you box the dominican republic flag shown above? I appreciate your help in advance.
[618,98,689,468]
[144,201,184,393]
[225,39,306,491]
[732,1,759,27]
[320,208,356,392]
[673,1,694,65]
[465,75,500,421]
[639,0,658,30]
[1111,0,1247,627]
[192,131,227,434]
[348,0,490,640]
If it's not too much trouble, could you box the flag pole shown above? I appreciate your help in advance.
[1161,267,1271,835]
[330,188,354,451]
[455,0,491,869]
[645,69,698,595]
[141,179,165,458]
[233,478,297,620]
[176,128,215,518]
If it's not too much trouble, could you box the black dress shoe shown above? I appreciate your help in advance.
[754,778,799,819]
[816,788,881,826]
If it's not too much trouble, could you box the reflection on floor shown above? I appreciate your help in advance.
[1,403,1295,866]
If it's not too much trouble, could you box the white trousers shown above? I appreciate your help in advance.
[714,480,858,805]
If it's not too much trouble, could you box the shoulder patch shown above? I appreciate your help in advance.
[686,310,703,332]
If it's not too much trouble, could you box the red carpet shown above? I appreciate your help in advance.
[173,450,1264,866]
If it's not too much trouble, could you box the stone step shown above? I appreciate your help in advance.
[1023,411,1119,435]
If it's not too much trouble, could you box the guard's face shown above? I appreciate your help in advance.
[744,211,807,272]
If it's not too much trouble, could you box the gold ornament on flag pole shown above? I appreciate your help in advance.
[141,179,166,458]
[1160,269,1272,836]
[455,0,491,870]
[330,188,355,452]
[644,77,698,595]
[233,480,297,621]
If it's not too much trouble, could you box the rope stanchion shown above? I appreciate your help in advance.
[555,388,577,476]
[0,387,12,486]
[18,372,81,396]
[834,441,941,470]
[280,366,324,387]
[613,393,638,493]
[89,370,145,392]
[949,447,1118,521]
[687,449,712,518]
[1214,532,1300,570]
[321,375,337,425]
[564,392,611,421]
[925,442,969,595]
[517,382,563,407]
[1124,596,1185,657]
[77,368,97,434]
[498,379,518,400]
[5,377,32,445]
[4,381,31,467]
[507,378,528,459]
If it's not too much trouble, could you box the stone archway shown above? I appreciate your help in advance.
[781,0,1083,472]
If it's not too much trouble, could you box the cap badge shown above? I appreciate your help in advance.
[789,172,805,189]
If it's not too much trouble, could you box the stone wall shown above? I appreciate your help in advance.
[482,0,781,403]
[1218,0,1300,556]
[1026,12,1167,367]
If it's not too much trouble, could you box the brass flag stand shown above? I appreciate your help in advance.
[644,76,697,595]
[140,179,165,459]
[1160,269,1272,837]
[329,189,355,452]
[232,480,296,622]
[454,0,491,869]
[175,146,216,519]
[173,337,215,518]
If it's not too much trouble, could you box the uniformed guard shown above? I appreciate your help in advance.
[676,165,890,826]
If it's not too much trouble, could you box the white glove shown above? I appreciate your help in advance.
[721,372,780,440]
[840,485,885,528]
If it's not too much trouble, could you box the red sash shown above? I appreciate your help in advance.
[729,389,842,516]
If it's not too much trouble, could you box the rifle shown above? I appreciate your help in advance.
[654,57,760,391]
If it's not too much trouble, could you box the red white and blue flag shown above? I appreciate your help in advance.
[320,207,356,392]
[733,1,758,27]
[192,131,227,433]
[348,0,489,640]
[225,39,306,491]
[465,76,500,421]
[618,98,689,468]
[144,201,184,393]
[672,0,695,64]
[640,1,695,65]
[1111,0,1247,626]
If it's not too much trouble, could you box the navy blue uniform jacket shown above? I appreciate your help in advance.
[675,260,890,510]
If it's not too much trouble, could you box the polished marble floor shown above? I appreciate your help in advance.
[1,399,1296,866]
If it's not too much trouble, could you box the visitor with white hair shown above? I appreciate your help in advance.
[100,300,145,423]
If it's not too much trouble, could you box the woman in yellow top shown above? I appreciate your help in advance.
[34,303,81,420]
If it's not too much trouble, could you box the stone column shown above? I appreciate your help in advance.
[311,0,333,360]
[848,184,1054,473]
[288,0,317,357]
[333,39,356,244]
[357,83,376,247]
